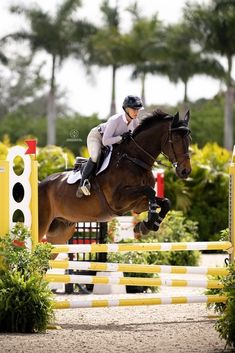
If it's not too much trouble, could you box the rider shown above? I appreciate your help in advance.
[77,95,144,197]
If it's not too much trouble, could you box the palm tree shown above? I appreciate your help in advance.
[184,0,235,150]
[87,0,125,116]
[159,23,225,103]
[123,3,166,105]
[6,0,95,145]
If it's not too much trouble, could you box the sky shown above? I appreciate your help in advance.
[0,0,225,118]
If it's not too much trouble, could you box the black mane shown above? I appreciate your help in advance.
[132,109,172,137]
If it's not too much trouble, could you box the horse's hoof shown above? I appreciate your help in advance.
[134,222,149,237]
[134,232,141,240]
[133,222,141,234]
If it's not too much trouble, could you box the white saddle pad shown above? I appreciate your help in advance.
[67,146,113,185]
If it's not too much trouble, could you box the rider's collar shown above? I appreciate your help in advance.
[122,113,130,124]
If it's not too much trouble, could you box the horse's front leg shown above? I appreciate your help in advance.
[144,196,171,231]
[133,195,171,237]
[114,185,170,236]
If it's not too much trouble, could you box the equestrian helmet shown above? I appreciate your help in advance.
[122,95,144,110]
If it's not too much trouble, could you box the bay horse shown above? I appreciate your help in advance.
[38,109,191,244]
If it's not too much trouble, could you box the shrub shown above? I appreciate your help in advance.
[37,145,75,180]
[164,143,231,242]
[206,262,235,348]
[0,223,54,333]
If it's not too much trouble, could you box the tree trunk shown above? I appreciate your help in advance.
[183,80,188,103]
[224,86,234,150]
[224,56,234,151]
[47,55,57,145]
[110,65,116,116]
[141,72,146,106]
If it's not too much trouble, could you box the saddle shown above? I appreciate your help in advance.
[73,145,111,173]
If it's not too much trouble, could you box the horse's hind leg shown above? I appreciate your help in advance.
[46,219,76,245]
[38,182,54,242]
[38,206,53,242]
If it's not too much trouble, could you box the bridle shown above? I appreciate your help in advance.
[117,120,191,171]
[161,123,191,169]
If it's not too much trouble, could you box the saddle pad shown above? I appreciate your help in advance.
[67,170,82,184]
[96,145,113,175]
[67,146,113,185]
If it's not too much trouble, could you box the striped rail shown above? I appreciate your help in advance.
[52,241,232,254]
[53,295,227,309]
[49,260,229,276]
[45,274,223,288]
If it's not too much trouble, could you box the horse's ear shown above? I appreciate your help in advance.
[183,110,190,125]
[173,112,179,125]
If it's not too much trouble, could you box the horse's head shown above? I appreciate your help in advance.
[161,111,192,179]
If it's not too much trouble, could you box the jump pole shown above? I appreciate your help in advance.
[52,241,232,254]
[53,295,227,309]
[45,273,223,288]
[49,260,229,276]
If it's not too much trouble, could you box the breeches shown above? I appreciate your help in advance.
[87,127,103,163]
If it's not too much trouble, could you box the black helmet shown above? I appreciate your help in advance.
[122,95,144,110]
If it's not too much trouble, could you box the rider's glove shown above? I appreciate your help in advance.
[121,131,132,142]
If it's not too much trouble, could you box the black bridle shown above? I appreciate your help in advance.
[117,120,191,171]
[161,124,191,169]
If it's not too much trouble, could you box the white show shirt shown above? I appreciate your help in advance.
[98,112,139,146]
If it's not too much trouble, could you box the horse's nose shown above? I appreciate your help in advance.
[181,167,191,178]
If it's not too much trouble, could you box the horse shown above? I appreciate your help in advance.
[38,109,192,244]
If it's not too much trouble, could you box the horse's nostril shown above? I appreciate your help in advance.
[181,168,191,177]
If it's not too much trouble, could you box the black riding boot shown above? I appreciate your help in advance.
[76,158,97,197]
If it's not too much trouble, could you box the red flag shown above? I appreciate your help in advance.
[25,139,37,155]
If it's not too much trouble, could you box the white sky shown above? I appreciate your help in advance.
[0,0,227,118]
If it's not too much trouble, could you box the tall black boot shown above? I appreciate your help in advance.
[76,158,97,197]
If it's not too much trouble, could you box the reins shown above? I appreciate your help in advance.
[119,120,191,171]
[129,136,171,169]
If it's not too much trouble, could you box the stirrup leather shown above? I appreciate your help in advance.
[80,179,91,196]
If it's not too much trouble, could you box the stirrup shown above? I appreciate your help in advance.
[80,179,91,196]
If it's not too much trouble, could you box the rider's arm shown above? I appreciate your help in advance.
[102,118,122,146]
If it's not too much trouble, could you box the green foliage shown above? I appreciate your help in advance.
[0,113,101,156]
[0,223,54,333]
[139,210,200,266]
[56,114,101,155]
[0,139,9,160]
[186,143,230,241]
[215,262,235,348]
[37,145,75,180]
[0,113,47,146]
[189,95,225,147]
[108,242,159,293]
[206,262,235,348]
[108,211,199,293]
[0,55,48,119]
[163,143,230,242]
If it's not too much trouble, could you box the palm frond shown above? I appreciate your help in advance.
[55,0,81,26]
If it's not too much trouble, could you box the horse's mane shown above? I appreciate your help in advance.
[132,109,172,137]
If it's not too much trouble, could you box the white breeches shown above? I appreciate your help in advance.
[87,127,103,163]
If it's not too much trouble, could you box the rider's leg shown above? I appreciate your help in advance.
[79,158,97,195]
[77,128,102,197]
